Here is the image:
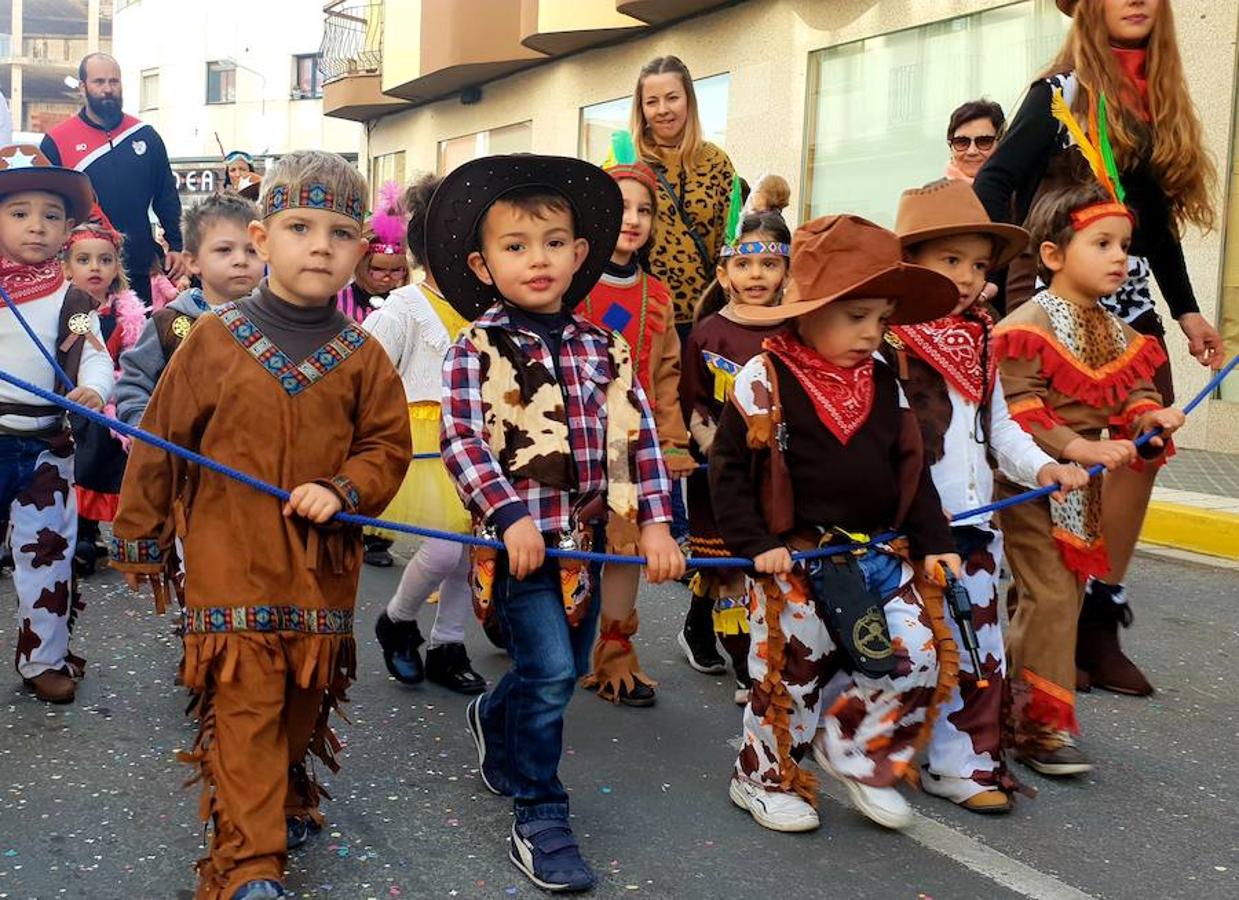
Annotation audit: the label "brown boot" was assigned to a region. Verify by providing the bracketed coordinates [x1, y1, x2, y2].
[24, 669, 76, 704]
[581, 610, 656, 707]
[1076, 582, 1153, 697]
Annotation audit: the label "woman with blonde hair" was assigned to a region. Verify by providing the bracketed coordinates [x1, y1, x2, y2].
[974, 0, 1222, 700]
[630, 55, 736, 332]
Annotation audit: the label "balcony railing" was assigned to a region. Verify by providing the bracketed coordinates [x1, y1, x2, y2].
[319, 0, 383, 82]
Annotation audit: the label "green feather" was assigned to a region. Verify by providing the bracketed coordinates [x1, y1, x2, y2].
[605, 130, 638, 168]
[724, 175, 743, 246]
[1097, 93, 1126, 204]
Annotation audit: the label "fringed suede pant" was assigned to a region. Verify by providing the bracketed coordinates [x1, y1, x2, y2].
[181, 632, 354, 899]
[733, 554, 938, 807]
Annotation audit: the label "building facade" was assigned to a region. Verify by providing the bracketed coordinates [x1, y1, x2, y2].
[323, 0, 1239, 453]
[112, 0, 360, 179]
[2, 0, 112, 137]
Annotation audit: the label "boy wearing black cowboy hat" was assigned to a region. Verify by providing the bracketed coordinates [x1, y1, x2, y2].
[707, 214, 962, 834]
[430, 154, 684, 892]
[0, 143, 112, 705]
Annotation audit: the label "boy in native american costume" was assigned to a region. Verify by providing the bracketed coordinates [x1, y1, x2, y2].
[111, 150, 410, 900]
[0, 144, 109, 705]
[709, 214, 961, 834]
[430, 154, 683, 892]
[994, 178, 1181, 778]
[883, 179, 1089, 813]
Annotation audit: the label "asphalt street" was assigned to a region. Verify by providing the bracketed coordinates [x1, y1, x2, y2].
[1, 549, 1236, 900]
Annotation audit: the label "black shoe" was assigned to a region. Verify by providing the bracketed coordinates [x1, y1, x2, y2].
[363, 534, 395, 568]
[466, 696, 510, 796]
[72, 540, 97, 578]
[614, 679, 657, 707]
[374, 612, 425, 684]
[286, 815, 321, 850]
[426, 643, 487, 694]
[231, 881, 285, 900]
[678, 597, 727, 674]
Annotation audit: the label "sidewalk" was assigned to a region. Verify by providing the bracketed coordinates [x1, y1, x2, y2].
[1142, 447, 1239, 560]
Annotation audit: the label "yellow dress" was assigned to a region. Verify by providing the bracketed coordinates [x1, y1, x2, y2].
[372, 285, 472, 536]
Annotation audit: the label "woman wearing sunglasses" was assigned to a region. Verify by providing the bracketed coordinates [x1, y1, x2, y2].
[945, 99, 1005, 183]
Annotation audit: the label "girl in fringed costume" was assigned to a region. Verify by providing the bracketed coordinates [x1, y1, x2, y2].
[882, 179, 1088, 814]
[339, 181, 413, 568]
[61, 217, 147, 575]
[709, 214, 960, 834]
[367, 173, 487, 696]
[576, 133, 695, 707]
[112, 151, 410, 900]
[975, 0, 1222, 697]
[678, 204, 790, 704]
[994, 149, 1182, 776]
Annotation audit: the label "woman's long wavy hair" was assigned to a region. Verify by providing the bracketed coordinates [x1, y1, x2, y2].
[630, 56, 705, 169]
[1043, 0, 1216, 232]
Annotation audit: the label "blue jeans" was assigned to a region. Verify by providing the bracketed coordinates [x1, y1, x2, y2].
[479, 551, 603, 823]
[0, 435, 50, 514]
[856, 546, 907, 598]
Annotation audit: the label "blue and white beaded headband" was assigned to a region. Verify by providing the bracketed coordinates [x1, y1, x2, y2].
[720, 240, 791, 258]
[262, 181, 366, 225]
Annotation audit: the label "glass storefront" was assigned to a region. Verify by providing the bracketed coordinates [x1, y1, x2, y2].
[578, 72, 730, 163]
[437, 121, 533, 175]
[801, 0, 1066, 225]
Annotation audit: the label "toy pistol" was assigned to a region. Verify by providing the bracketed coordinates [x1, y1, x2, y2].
[940, 565, 989, 688]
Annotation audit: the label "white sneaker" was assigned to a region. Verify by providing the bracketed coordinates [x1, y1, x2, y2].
[733, 681, 751, 706]
[728, 778, 820, 832]
[812, 732, 912, 830]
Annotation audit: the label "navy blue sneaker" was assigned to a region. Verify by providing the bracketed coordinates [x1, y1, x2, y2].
[286, 815, 321, 850]
[509, 819, 596, 892]
[230, 881, 285, 899]
[466, 696, 510, 796]
[375, 612, 425, 684]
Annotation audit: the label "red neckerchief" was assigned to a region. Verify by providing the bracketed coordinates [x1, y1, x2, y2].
[0, 256, 65, 305]
[890, 310, 994, 405]
[764, 332, 874, 445]
[1111, 46, 1150, 121]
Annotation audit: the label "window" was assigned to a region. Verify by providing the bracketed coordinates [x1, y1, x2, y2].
[801, 0, 1067, 224]
[578, 72, 731, 164]
[206, 61, 236, 104]
[292, 54, 322, 100]
[139, 68, 158, 111]
[370, 151, 406, 209]
[437, 122, 533, 175]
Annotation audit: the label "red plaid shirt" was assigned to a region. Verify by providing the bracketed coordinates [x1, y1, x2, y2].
[441, 303, 673, 535]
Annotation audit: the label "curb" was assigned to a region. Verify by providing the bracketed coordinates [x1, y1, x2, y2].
[1140, 500, 1239, 561]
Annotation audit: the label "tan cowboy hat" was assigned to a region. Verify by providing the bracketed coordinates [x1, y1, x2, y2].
[0, 144, 94, 223]
[895, 179, 1029, 270]
[736, 215, 957, 327]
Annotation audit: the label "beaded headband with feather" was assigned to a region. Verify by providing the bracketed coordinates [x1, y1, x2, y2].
[368, 180, 407, 255]
[1050, 88, 1135, 231]
[601, 131, 658, 196]
[719, 176, 790, 258]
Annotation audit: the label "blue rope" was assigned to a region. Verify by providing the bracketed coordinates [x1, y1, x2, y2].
[0, 284, 77, 392]
[0, 354, 1234, 568]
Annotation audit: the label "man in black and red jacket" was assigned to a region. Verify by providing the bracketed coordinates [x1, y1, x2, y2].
[41, 53, 185, 306]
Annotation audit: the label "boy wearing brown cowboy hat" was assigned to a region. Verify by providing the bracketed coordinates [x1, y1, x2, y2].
[0, 143, 112, 705]
[429, 154, 684, 892]
[886, 179, 1089, 814]
[707, 214, 962, 833]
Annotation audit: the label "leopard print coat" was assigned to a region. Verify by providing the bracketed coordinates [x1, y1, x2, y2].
[646, 142, 736, 326]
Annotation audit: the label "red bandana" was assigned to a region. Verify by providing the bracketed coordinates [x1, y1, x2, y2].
[890, 311, 994, 405]
[1111, 46, 1150, 121]
[0, 256, 65, 306]
[764, 332, 874, 445]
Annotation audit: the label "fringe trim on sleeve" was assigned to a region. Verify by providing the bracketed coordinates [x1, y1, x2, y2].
[993, 326, 1166, 409]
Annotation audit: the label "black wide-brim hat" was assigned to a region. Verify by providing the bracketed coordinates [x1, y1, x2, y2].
[425, 154, 623, 321]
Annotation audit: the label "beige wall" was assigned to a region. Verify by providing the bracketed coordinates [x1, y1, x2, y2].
[368, 0, 1239, 452]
